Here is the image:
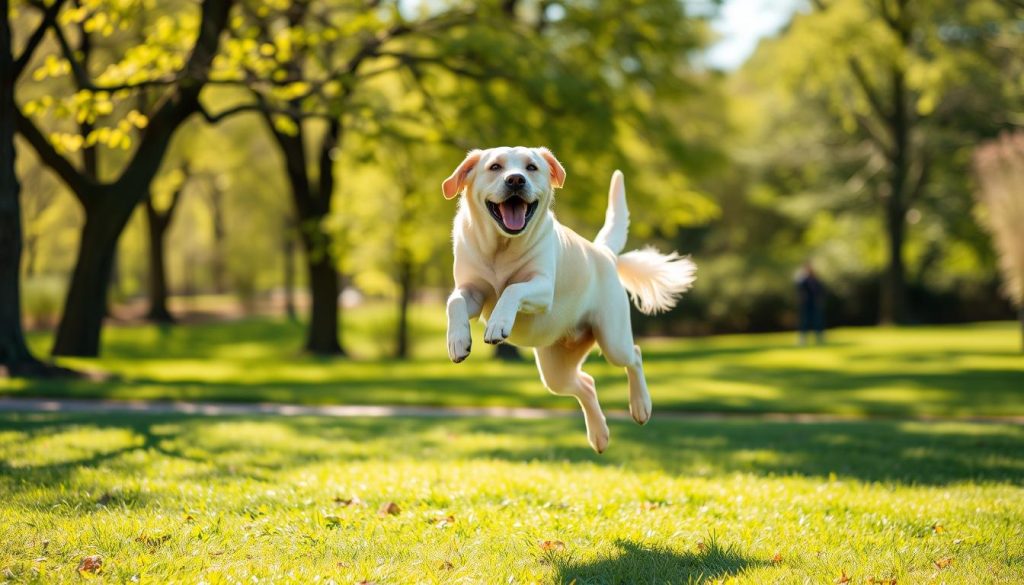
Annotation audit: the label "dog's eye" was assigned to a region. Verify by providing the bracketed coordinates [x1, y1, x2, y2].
[489, 163, 502, 171]
[526, 163, 538, 171]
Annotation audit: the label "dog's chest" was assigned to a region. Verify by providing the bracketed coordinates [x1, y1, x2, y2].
[469, 250, 531, 300]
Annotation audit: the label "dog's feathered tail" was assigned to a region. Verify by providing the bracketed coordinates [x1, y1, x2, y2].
[596, 170, 697, 315]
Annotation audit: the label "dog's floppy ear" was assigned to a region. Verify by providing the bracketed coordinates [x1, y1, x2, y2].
[536, 147, 566, 189]
[442, 149, 483, 200]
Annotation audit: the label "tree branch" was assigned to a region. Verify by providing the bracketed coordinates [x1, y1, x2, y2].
[198, 100, 332, 124]
[848, 57, 891, 125]
[376, 51, 492, 80]
[12, 0, 68, 81]
[907, 152, 930, 205]
[115, 0, 234, 188]
[316, 119, 340, 214]
[854, 112, 894, 160]
[48, 21, 182, 92]
[13, 109, 91, 202]
[877, 0, 899, 30]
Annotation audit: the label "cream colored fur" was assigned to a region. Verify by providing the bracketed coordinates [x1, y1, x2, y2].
[442, 146, 696, 453]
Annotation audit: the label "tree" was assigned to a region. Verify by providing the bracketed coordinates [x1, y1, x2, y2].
[974, 131, 1024, 350]
[0, 0, 43, 374]
[331, 0, 721, 357]
[208, 0, 492, 355]
[143, 163, 188, 323]
[761, 0, 1018, 324]
[15, 0, 234, 356]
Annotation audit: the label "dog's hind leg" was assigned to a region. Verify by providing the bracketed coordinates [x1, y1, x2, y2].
[535, 337, 609, 453]
[594, 287, 652, 425]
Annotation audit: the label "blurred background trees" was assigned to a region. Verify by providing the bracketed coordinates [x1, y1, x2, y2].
[4, 0, 1021, 369]
[974, 131, 1024, 350]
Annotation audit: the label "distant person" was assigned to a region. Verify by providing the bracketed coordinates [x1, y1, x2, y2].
[795, 262, 826, 345]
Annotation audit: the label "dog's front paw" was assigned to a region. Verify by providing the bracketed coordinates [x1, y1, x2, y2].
[447, 325, 472, 363]
[483, 316, 513, 345]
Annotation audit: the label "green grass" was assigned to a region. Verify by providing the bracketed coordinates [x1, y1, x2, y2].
[4, 308, 1023, 417]
[1, 412, 1021, 583]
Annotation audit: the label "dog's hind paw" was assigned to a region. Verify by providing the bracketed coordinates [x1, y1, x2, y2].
[588, 422, 610, 454]
[630, 395, 652, 425]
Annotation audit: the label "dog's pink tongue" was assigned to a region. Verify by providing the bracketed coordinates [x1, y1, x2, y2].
[499, 199, 527, 230]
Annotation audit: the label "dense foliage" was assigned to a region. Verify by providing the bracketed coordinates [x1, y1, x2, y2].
[5, 0, 1021, 362]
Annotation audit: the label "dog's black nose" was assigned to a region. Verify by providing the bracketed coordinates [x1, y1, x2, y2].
[505, 173, 526, 190]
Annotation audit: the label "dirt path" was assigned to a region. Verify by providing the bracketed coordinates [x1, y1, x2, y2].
[1, 397, 1022, 424]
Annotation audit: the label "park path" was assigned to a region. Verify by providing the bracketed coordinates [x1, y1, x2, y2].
[1, 397, 1022, 424]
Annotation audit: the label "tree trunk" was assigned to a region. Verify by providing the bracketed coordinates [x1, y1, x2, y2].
[15, 0, 233, 357]
[209, 184, 227, 294]
[283, 226, 297, 321]
[144, 198, 174, 323]
[265, 116, 346, 356]
[52, 211, 123, 356]
[879, 62, 910, 325]
[881, 195, 907, 325]
[304, 248, 344, 356]
[394, 257, 413, 359]
[0, 0, 41, 374]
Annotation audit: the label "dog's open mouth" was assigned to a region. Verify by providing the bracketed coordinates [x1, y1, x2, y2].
[486, 196, 539, 235]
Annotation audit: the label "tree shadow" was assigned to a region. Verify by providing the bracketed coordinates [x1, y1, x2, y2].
[553, 538, 761, 584]
[2, 412, 1022, 491]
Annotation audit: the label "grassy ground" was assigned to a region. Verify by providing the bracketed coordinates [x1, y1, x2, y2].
[4, 308, 1023, 417]
[1, 412, 1022, 584]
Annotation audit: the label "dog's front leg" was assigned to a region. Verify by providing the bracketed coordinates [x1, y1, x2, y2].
[447, 286, 484, 363]
[484, 278, 553, 345]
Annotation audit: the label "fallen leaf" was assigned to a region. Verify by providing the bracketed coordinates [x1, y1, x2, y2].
[932, 523, 944, 534]
[539, 540, 565, 552]
[439, 561, 454, 570]
[641, 501, 667, 511]
[335, 496, 363, 507]
[771, 552, 783, 564]
[935, 557, 953, 569]
[836, 569, 851, 584]
[696, 540, 708, 553]
[356, 581, 376, 585]
[378, 502, 400, 517]
[434, 515, 455, 528]
[77, 555, 103, 576]
[336, 561, 351, 568]
[868, 578, 897, 585]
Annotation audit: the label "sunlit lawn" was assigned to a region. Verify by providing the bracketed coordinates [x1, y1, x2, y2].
[1, 412, 1022, 583]
[4, 306, 1023, 417]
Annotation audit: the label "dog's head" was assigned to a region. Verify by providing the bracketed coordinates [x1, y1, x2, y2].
[441, 146, 566, 237]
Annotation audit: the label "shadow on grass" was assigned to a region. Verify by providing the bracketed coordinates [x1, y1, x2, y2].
[2, 413, 1022, 490]
[12, 317, 1024, 419]
[554, 539, 760, 584]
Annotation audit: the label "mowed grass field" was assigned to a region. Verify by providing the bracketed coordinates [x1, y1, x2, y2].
[3, 306, 1023, 417]
[1, 412, 1022, 583]
[2, 313, 1023, 582]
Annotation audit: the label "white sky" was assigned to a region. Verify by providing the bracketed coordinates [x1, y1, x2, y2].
[701, 0, 805, 70]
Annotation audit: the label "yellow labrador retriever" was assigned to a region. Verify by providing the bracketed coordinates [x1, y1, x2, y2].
[442, 146, 695, 452]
